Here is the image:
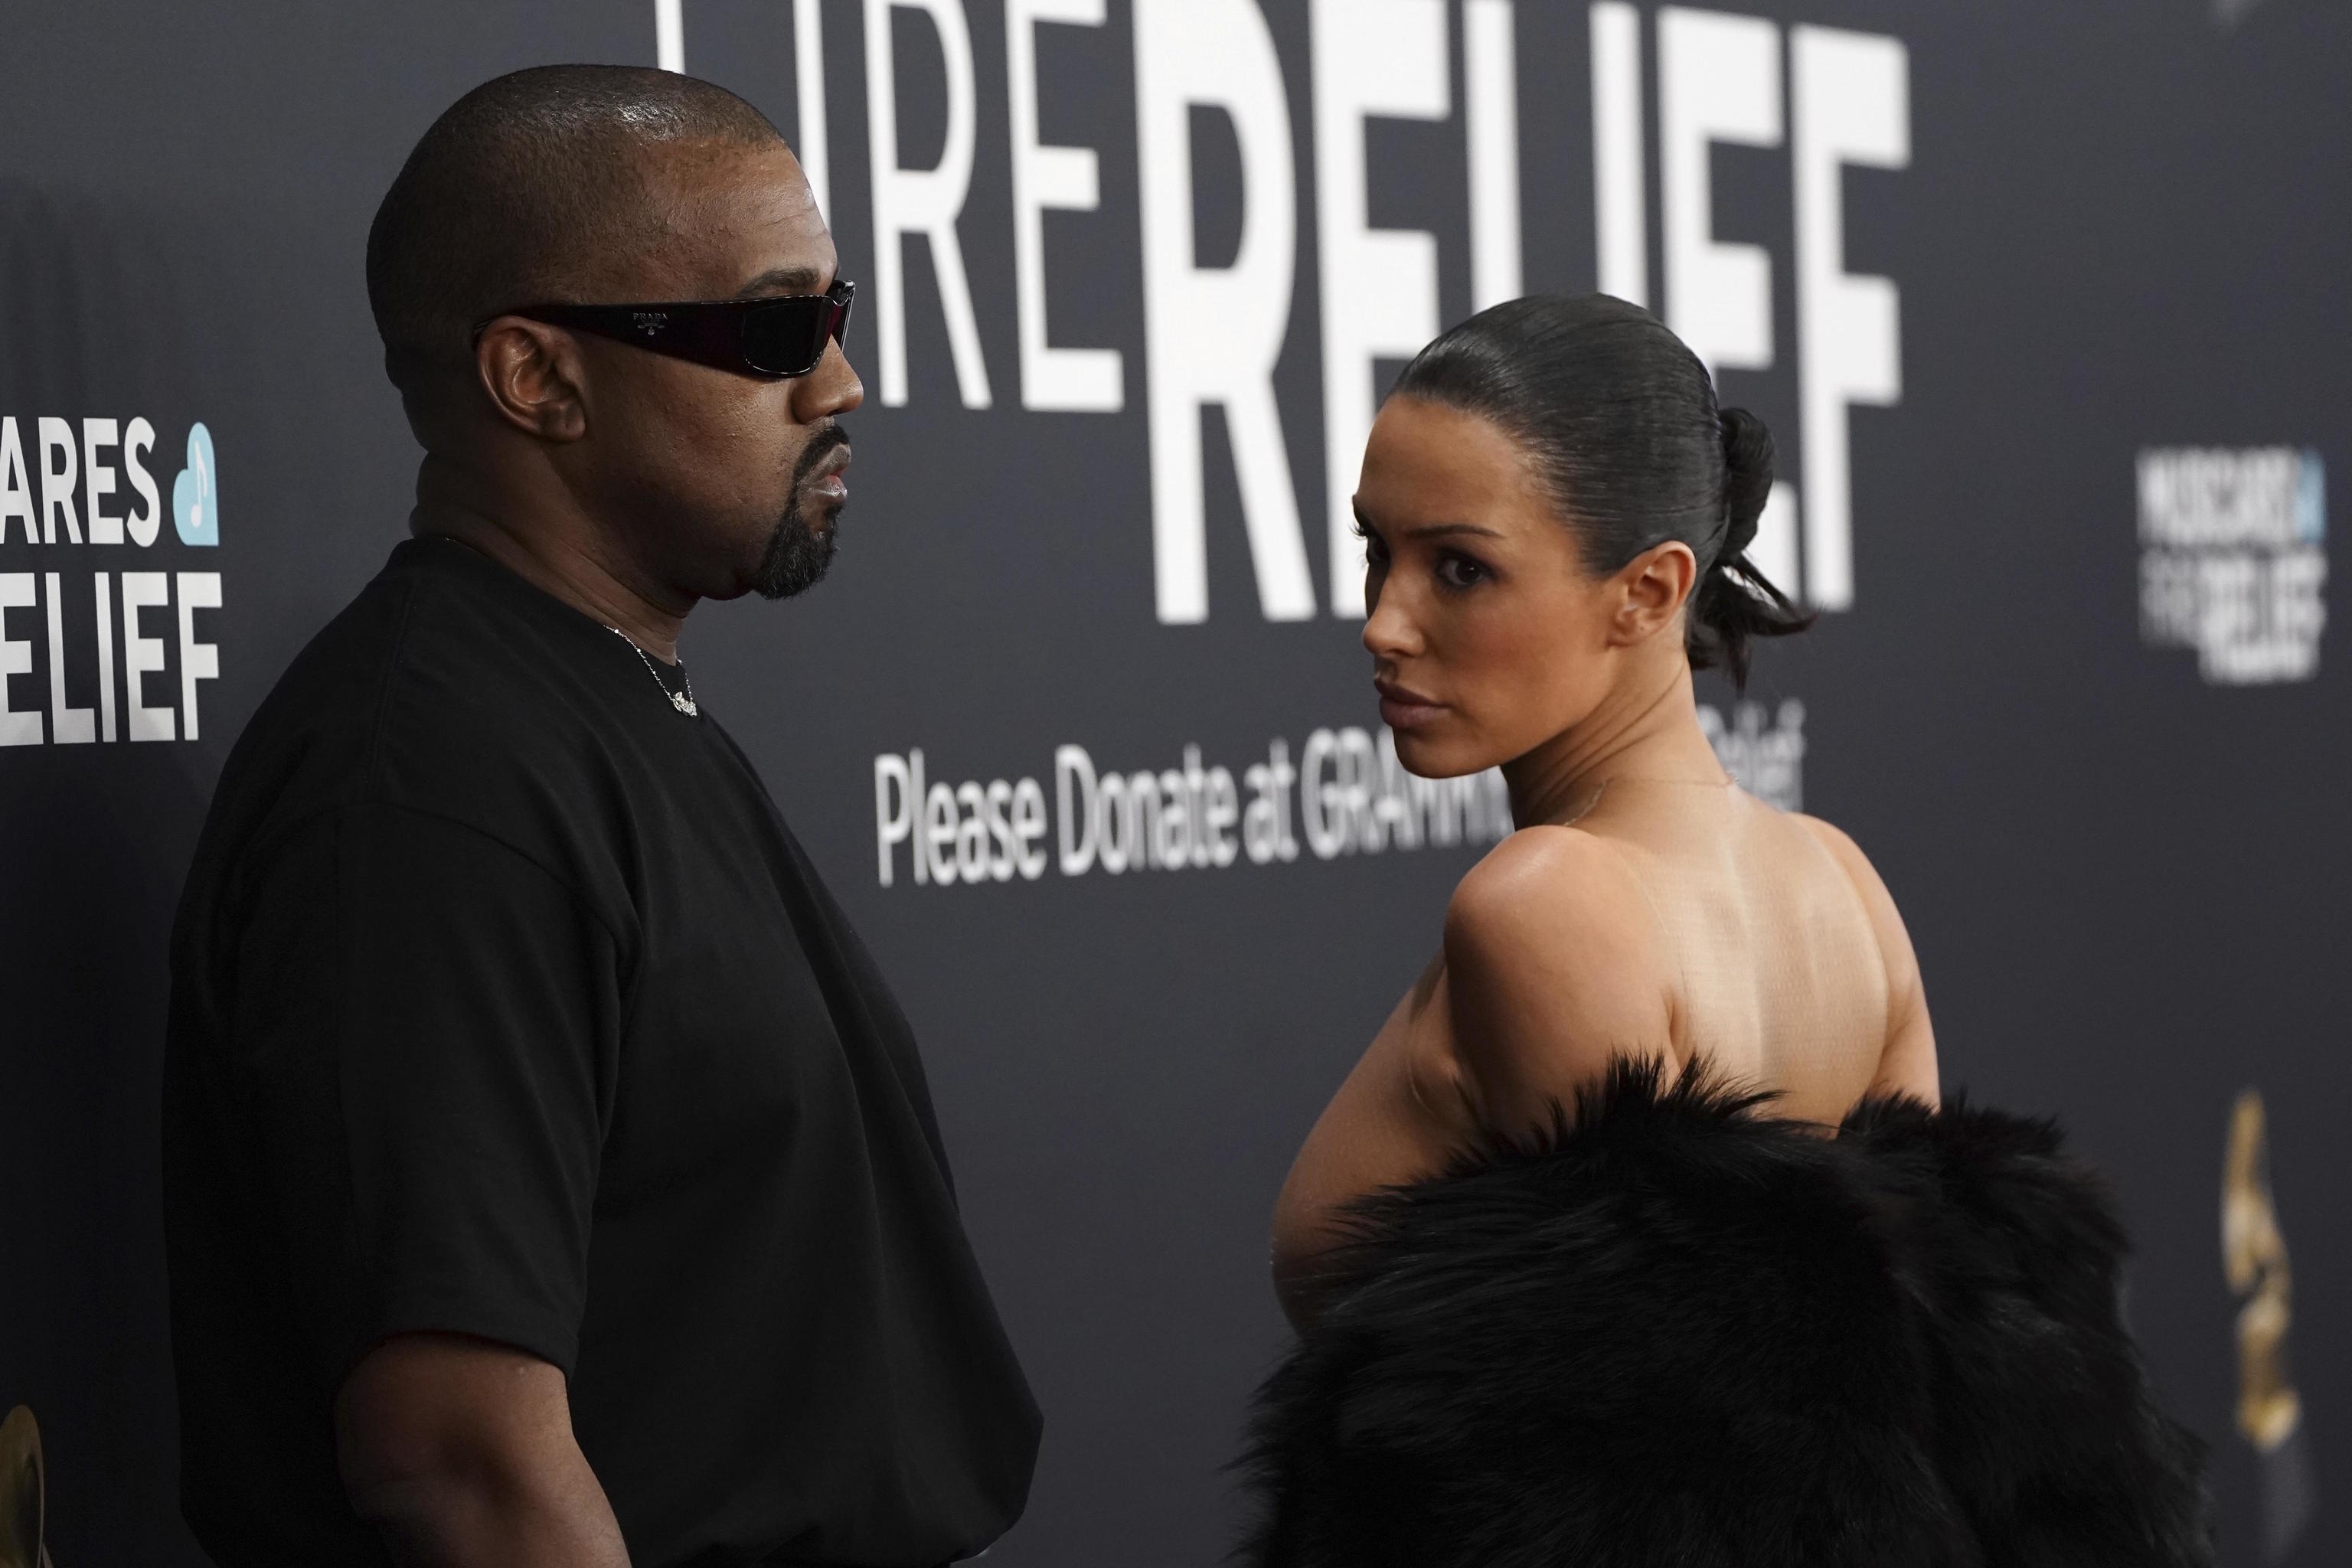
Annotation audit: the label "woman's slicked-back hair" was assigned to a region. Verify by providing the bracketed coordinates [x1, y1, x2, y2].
[1390, 292, 1811, 688]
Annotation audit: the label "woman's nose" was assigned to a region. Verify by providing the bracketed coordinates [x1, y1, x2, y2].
[1362, 586, 1422, 661]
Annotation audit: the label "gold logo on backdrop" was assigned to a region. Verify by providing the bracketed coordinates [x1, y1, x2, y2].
[2223, 1090, 2301, 1452]
[0, 1405, 54, 1568]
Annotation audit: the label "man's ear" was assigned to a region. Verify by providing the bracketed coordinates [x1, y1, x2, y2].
[472, 318, 591, 442]
[1608, 540, 1698, 645]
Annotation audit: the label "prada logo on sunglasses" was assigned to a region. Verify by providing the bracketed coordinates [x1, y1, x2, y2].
[631, 312, 669, 337]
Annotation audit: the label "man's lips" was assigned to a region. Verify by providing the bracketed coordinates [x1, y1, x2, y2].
[805, 445, 851, 502]
[1374, 676, 1446, 730]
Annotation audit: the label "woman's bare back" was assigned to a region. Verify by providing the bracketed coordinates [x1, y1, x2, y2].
[1596, 778, 1920, 1120]
[1272, 779, 1935, 1318]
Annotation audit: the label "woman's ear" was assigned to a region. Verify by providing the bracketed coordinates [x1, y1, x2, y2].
[1608, 540, 1697, 645]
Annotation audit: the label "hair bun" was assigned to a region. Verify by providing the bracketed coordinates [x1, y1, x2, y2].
[1717, 407, 1775, 557]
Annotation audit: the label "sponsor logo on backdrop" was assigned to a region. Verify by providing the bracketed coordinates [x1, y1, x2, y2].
[0, 413, 223, 746]
[2138, 446, 2327, 684]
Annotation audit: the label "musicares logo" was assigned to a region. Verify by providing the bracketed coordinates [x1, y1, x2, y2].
[2138, 446, 2327, 684]
[0, 413, 224, 746]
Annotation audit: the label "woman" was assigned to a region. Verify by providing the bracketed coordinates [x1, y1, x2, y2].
[1246, 296, 2208, 1567]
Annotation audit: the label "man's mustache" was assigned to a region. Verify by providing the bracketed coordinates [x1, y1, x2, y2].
[795, 422, 850, 485]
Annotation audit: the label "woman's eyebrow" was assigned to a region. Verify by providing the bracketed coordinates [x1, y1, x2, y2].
[1406, 522, 1506, 541]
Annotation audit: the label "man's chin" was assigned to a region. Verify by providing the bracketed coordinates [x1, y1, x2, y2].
[750, 513, 838, 601]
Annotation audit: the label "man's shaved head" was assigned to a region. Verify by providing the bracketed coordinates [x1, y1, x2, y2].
[366, 64, 786, 395]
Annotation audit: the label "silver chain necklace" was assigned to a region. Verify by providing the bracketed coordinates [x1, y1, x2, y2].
[607, 626, 697, 717]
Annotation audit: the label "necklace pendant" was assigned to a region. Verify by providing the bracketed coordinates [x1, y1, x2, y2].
[671, 691, 697, 716]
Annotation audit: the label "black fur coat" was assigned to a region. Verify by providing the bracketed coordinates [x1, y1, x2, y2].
[1241, 1063, 2213, 1567]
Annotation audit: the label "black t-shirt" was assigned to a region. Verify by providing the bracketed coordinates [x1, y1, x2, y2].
[162, 537, 1039, 1568]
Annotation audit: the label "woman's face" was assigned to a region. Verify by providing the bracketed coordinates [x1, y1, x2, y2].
[1355, 396, 1651, 779]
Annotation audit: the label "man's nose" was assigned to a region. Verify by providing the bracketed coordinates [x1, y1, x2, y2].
[794, 337, 864, 420]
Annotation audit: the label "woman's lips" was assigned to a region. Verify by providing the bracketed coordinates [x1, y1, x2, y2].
[1374, 678, 1446, 730]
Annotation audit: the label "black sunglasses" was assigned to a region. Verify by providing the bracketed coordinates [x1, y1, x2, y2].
[477, 279, 855, 379]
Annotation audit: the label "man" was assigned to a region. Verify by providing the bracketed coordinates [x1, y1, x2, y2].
[162, 66, 1038, 1568]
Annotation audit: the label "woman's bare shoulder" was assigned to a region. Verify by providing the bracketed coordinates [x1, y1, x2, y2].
[1790, 812, 1904, 930]
[1439, 828, 1677, 1133]
[1452, 822, 1635, 904]
[1446, 826, 1664, 956]
[1791, 809, 1872, 873]
[1791, 812, 1939, 1101]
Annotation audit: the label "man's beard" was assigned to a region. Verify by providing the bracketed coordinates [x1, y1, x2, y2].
[751, 423, 847, 600]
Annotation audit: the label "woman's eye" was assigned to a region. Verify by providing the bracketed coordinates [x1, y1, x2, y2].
[1356, 528, 1390, 564]
[1436, 552, 1488, 589]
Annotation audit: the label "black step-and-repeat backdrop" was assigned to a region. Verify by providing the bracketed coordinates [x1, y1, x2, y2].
[1, 1, 2341, 1562]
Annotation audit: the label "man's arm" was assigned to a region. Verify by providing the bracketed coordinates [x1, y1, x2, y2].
[227, 805, 625, 1560]
[337, 1334, 630, 1568]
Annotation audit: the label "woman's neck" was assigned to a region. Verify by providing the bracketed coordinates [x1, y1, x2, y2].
[1502, 661, 1729, 828]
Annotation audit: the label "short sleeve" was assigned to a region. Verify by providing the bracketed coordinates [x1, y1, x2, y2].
[227, 801, 622, 1390]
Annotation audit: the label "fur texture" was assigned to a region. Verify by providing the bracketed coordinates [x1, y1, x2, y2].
[1240, 1062, 2211, 1567]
